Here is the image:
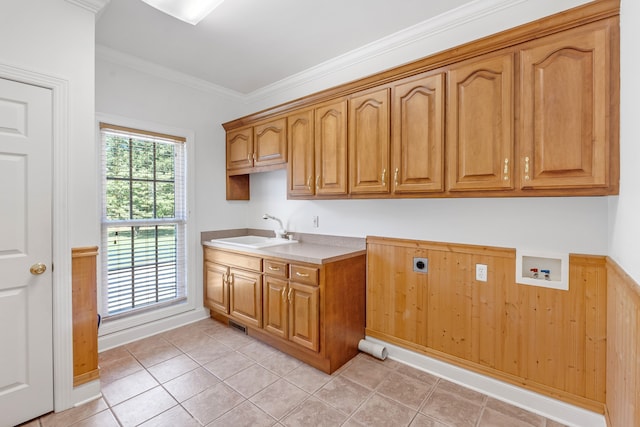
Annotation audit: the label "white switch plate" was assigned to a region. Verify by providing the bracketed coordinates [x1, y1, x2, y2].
[312, 215, 319, 228]
[476, 264, 488, 282]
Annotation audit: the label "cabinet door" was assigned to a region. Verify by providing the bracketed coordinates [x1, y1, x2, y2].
[288, 109, 315, 197]
[226, 127, 253, 171]
[447, 52, 514, 191]
[254, 118, 287, 167]
[229, 268, 262, 328]
[263, 276, 288, 340]
[349, 88, 390, 194]
[204, 262, 229, 314]
[392, 72, 445, 193]
[288, 282, 319, 352]
[519, 23, 610, 189]
[315, 99, 348, 196]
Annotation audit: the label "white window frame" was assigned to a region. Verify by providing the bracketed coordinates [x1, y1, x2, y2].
[96, 114, 200, 343]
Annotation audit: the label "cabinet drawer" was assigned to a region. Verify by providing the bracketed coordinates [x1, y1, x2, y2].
[205, 248, 262, 272]
[290, 264, 318, 286]
[264, 260, 288, 278]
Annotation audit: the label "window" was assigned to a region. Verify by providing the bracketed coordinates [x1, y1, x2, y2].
[100, 123, 187, 319]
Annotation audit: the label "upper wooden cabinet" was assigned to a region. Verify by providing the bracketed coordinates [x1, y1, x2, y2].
[287, 99, 348, 198]
[226, 127, 253, 171]
[287, 109, 315, 197]
[254, 118, 287, 167]
[316, 99, 348, 196]
[222, 1, 619, 200]
[447, 52, 514, 191]
[519, 21, 612, 190]
[391, 72, 445, 194]
[349, 88, 391, 194]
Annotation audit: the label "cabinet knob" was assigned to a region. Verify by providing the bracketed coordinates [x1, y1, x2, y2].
[394, 168, 399, 187]
[503, 158, 509, 181]
[287, 288, 293, 303]
[295, 272, 309, 278]
[306, 175, 312, 190]
[381, 168, 386, 186]
[524, 157, 530, 181]
[316, 175, 320, 190]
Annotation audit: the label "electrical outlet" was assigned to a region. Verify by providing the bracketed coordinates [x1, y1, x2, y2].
[413, 257, 428, 273]
[312, 215, 319, 228]
[476, 264, 488, 282]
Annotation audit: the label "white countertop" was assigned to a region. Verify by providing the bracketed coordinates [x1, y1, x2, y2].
[202, 230, 366, 265]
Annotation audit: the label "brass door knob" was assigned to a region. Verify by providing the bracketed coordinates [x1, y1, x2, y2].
[30, 263, 47, 275]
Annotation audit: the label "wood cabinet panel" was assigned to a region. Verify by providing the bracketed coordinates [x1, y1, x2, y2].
[72, 247, 100, 386]
[206, 249, 261, 272]
[204, 245, 365, 374]
[229, 268, 262, 328]
[447, 52, 514, 191]
[224, 2, 618, 200]
[264, 259, 288, 278]
[204, 261, 229, 314]
[315, 99, 348, 196]
[262, 275, 288, 340]
[349, 88, 390, 194]
[289, 264, 318, 286]
[366, 237, 607, 413]
[289, 281, 319, 352]
[226, 127, 253, 171]
[254, 117, 287, 167]
[519, 21, 610, 189]
[392, 72, 445, 193]
[288, 109, 315, 197]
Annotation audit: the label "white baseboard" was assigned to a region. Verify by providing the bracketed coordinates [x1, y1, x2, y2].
[98, 307, 209, 351]
[365, 337, 606, 427]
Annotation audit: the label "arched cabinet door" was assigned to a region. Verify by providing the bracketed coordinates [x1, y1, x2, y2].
[391, 71, 445, 194]
[447, 51, 514, 192]
[519, 20, 611, 190]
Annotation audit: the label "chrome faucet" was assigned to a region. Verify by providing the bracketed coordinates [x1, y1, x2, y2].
[262, 214, 287, 239]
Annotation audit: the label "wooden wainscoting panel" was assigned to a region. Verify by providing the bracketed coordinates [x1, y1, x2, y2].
[606, 259, 640, 427]
[72, 246, 100, 387]
[367, 242, 429, 347]
[366, 237, 607, 413]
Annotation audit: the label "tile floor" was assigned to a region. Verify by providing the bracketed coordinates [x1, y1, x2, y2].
[20, 318, 567, 427]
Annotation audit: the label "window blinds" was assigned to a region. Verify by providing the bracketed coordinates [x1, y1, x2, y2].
[100, 123, 187, 318]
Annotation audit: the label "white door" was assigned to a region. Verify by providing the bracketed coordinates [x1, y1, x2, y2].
[0, 77, 53, 427]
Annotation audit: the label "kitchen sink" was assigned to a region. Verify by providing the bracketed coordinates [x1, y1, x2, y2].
[211, 235, 297, 249]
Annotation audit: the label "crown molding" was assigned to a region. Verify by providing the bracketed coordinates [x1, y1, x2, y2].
[242, 0, 532, 104]
[66, 0, 111, 14]
[95, 44, 244, 100]
[95, 0, 591, 104]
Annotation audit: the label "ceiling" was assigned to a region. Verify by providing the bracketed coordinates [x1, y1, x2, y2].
[96, 0, 475, 94]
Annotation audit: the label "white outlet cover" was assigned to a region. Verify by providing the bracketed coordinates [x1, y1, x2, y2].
[476, 264, 488, 282]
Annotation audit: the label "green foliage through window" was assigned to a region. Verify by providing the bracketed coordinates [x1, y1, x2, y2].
[101, 126, 186, 317]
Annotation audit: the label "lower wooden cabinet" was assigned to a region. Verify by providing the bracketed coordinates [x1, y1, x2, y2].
[204, 246, 365, 374]
[263, 271, 320, 352]
[204, 261, 229, 314]
[228, 267, 262, 328]
[287, 281, 319, 351]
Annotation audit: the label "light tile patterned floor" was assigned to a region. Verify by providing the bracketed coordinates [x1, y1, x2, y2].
[19, 318, 568, 427]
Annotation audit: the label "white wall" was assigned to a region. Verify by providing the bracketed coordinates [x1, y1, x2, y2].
[95, 57, 249, 308]
[609, 0, 640, 283]
[0, 0, 100, 410]
[242, 0, 611, 258]
[1, 0, 97, 247]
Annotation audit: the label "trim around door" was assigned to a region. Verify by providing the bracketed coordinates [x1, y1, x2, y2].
[0, 63, 96, 411]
